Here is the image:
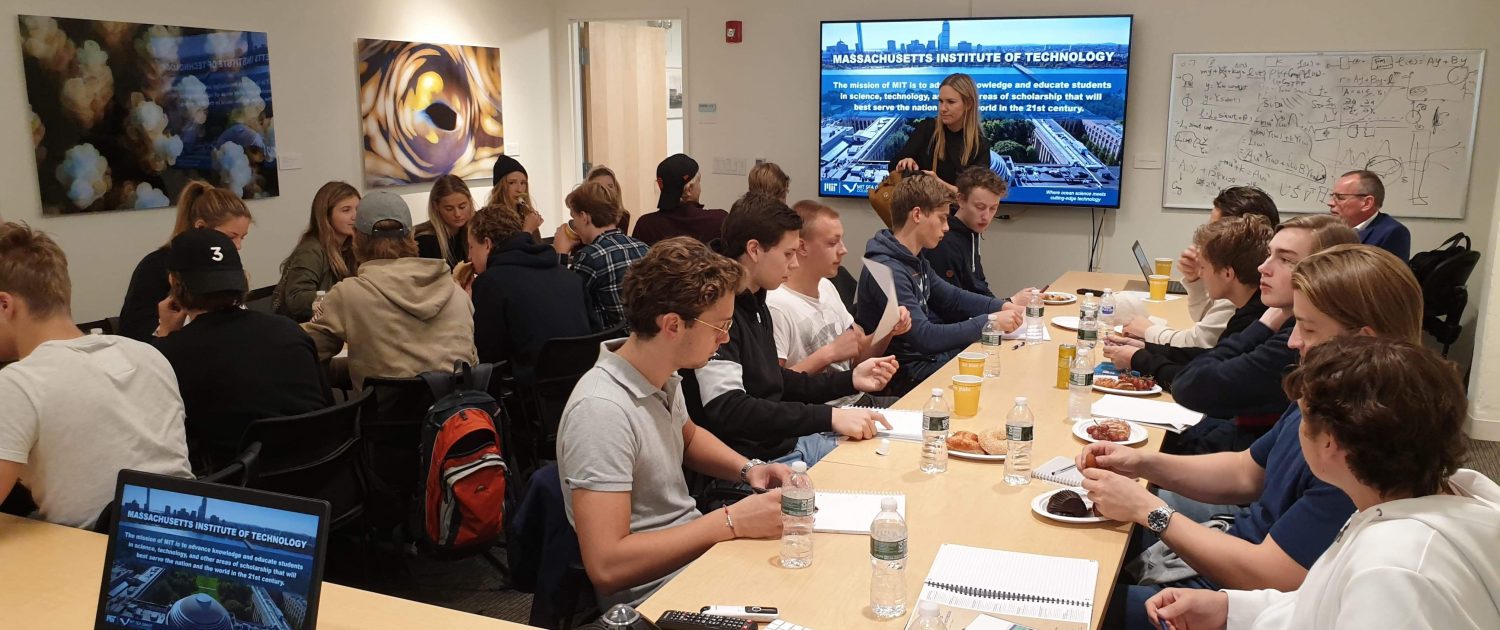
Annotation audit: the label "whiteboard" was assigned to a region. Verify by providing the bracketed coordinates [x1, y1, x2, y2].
[1163, 51, 1484, 218]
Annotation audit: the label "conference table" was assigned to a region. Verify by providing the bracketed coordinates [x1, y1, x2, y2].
[0, 512, 538, 629]
[640, 271, 1193, 630]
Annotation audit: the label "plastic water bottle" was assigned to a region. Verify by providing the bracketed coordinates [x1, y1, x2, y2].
[600, 604, 642, 629]
[1077, 292, 1099, 350]
[1069, 350, 1095, 423]
[1024, 288, 1045, 345]
[869, 496, 907, 619]
[1004, 397, 1035, 486]
[1100, 288, 1117, 327]
[780, 461, 815, 568]
[980, 315, 1003, 378]
[920, 388, 950, 474]
[311, 290, 328, 321]
[913, 601, 949, 630]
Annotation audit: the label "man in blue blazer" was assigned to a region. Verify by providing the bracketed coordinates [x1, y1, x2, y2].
[1327, 169, 1411, 260]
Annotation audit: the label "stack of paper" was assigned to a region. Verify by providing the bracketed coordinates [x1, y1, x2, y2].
[812, 491, 905, 534]
[1091, 395, 1204, 432]
[846, 408, 925, 442]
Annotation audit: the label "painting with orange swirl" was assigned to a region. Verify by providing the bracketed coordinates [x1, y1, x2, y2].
[357, 38, 504, 187]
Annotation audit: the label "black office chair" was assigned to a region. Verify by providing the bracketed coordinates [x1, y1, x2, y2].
[1418, 249, 1481, 357]
[75, 317, 118, 335]
[833, 266, 859, 315]
[358, 375, 437, 533]
[512, 463, 597, 630]
[240, 388, 374, 532]
[244, 285, 277, 314]
[200, 442, 263, 487]
[513, 326, 626, 471]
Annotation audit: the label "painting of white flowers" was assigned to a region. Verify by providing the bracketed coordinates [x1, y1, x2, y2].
[19, 15, 278, 214]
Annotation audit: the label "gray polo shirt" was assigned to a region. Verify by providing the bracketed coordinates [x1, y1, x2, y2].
[557, 339, 701, 607]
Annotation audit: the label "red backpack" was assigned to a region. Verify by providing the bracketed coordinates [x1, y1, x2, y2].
[417, 362, 508, 551]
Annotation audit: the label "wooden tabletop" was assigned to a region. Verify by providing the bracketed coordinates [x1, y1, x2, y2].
[0, 512, 538, 629]
[639, 272, 1194, 629]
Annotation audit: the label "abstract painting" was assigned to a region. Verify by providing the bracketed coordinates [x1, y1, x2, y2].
[19, 15, 278, 215]
[357, 38, 504, 187]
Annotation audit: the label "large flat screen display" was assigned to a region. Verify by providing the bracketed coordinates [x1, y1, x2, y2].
[819, 16, 1133, 208]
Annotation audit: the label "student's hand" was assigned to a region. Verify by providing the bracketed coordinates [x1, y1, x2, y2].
[1178, 246, 1202, 283]
[725, 490, 785, 539]
[155, 296, 187, 336]
[894, 158, 919, 173]
[1105, 333, 1145, 349]
[991, 309, 1022, 332]
[1009, 287, 1038, 306]
[1147, 588, 1229, 630]
[1081, 467, 1166, 525]
[890, 307, 912, 337]
[831, 408, 891, 440]
[1076, 441, 1145, 477]
[1122, 316, 1155, 339]
[1260, 306, 1291, 330]
[745, 462, 793, 490]
[552, 224, 579, 254]
[824, 327, 863, 363]
[852, 356, 899, 393]
[1000, 300, 1025, 313]
[1101, 343, 1139, 367]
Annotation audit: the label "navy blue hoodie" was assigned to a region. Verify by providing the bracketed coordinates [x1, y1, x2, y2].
[854, 229, 1003, 389]
[923, 214, 994, 298]
[471, 233, 592, 381]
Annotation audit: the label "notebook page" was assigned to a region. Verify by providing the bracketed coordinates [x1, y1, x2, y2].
[1031, 456, 1084, 487]
[919, 544, 1097, 624]
[1091, 395, 1203, 429]
[812, 491, 904, 534]
[844, 408, 925, 442]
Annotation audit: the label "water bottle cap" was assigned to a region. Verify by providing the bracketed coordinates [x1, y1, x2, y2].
[791, 461, 808, 473]
[881, 496, 898, 511]
[1014, 396, 1028, 405]
[988, 313, 997, 321]
[918, 601, 940, 617]
[930, 388, 944, 397]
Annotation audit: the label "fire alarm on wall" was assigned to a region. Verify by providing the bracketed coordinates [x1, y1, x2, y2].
[726, 21, 743, 43]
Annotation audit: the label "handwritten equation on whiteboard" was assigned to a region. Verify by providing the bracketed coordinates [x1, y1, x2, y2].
[1163, 51, 1483, 218]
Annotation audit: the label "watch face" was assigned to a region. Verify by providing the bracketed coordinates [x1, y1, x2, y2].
[1149, 507, 1173, 532]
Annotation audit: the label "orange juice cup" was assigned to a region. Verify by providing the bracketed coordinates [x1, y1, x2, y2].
[1154, 257, 1174, 276]
[1148, 274, 1170, 301]
[957, 352, 986, 377]
[951, 374, 982, 416]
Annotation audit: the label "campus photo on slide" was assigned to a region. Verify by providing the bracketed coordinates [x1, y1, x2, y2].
[819, 16, 1132, 207]
[101, 485, 319, 630]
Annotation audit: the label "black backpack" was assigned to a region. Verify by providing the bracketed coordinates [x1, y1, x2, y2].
[1409, 232, 1474, 289]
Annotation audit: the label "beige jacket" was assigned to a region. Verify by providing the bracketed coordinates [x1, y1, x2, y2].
[302, 257, 477, 388]
[1143, 276, 1235, 348]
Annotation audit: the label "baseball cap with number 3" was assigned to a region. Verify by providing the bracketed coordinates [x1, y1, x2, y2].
[167, 228, 249, 294]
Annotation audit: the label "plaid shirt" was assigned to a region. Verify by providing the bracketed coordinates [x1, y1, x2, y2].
[570, 229, 650, 329]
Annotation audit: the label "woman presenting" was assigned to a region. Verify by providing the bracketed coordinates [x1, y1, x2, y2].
[890, 73, 991, 192]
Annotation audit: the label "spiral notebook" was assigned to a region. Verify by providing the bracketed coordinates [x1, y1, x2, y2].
[916, 544, 1097, 624]
[812, 490, 905, 534]
[1031, 456, 1086, 487]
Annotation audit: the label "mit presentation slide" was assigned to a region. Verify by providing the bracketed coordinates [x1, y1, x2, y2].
[819, 16, 1132, 208]
[100, 485, 319, 630]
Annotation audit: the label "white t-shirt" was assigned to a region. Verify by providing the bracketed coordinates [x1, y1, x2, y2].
[767, 278, 862, 407]
[0, 335, 193, 528]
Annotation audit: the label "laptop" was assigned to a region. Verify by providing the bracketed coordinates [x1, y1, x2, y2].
[1123, 241, 1188, 295]
[95, 470, 331, 630]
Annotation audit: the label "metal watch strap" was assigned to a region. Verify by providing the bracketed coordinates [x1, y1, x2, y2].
[739, 458, 767, 484]
[1147, 505, 1177, 534]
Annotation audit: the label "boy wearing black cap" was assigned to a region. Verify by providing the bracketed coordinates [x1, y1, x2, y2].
[0, 222, 191, 529]
[633, 153, 729, 246]
[153, 228, 332, 471]
[301, 191, 477, 389]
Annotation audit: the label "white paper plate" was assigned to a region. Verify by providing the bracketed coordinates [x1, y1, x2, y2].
[1092, 381, 1164, 396]
[1050, 316, 1081, 331]
[1071, 419, 1148, 445]
[1110, 316, 1168, 335]
[1042, 292, 1077, 305]
[1032, 488, 1112, 524]
[950, 449, 1006, 462]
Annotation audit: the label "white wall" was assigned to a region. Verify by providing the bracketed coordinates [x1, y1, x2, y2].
[1465, 170, 1500, 439]
[0, 0, 561, 320]
[553, 0, 1500, 378]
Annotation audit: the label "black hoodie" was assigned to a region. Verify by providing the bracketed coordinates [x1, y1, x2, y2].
[923, 214, 994, 298]
[471, 233, 592, 381]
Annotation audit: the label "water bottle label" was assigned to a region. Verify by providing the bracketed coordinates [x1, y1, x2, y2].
[1101, 306, 1115, 317]
[1006, 424, 1034, 441]
[1026, 305, 1044, 318]
[1069, 371, 1094, 387]
[1079, 327, 1098, 342]
[924, 414, 950, 432]
[980, 331, 1001, 346]
[871, 538, 908, 561]
[782, 494, 816, 517]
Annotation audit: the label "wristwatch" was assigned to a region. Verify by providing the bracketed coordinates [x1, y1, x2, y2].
[739, 458, 767, 484]
[1146, 505, 1177, 534]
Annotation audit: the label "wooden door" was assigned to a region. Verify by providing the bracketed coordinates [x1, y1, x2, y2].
[581, 22, 668, 223]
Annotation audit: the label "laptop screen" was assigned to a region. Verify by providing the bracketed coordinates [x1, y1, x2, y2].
[1131, 241, 1154, 277]
[96, 472, 329, 630]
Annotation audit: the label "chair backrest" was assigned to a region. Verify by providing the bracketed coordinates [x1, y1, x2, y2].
[244, 284, 277, 314]
[75, 318, 117, 335]
[832, 266, 859, 314]
[513, 462, 595, 628]
[357, 375, 436, 531]
[522, 326, 626, 461]
[240, 389, 373, 529]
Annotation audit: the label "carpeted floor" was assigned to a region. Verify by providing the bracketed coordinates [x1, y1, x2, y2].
[1465, 438, 1500, 482]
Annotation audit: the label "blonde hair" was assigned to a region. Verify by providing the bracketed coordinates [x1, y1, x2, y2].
[291, 181, 359, 280]
[0, 222, 71, 318]
[425, 174, 474, 264]
[1292, 244, 1423, 344]
[168, 181, 252, 246]
[890, 172, 954, 230]
[791, 200, 839, 238]
[929, 73, 983, 168]
[748, 162, 790, 202]
[586, 165, 631, 227]
[1277, 214, 1359, 252]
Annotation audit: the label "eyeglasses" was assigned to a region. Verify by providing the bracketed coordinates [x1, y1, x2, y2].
[693, 317, 733, 336]
[1327, 193, 1371, 201]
